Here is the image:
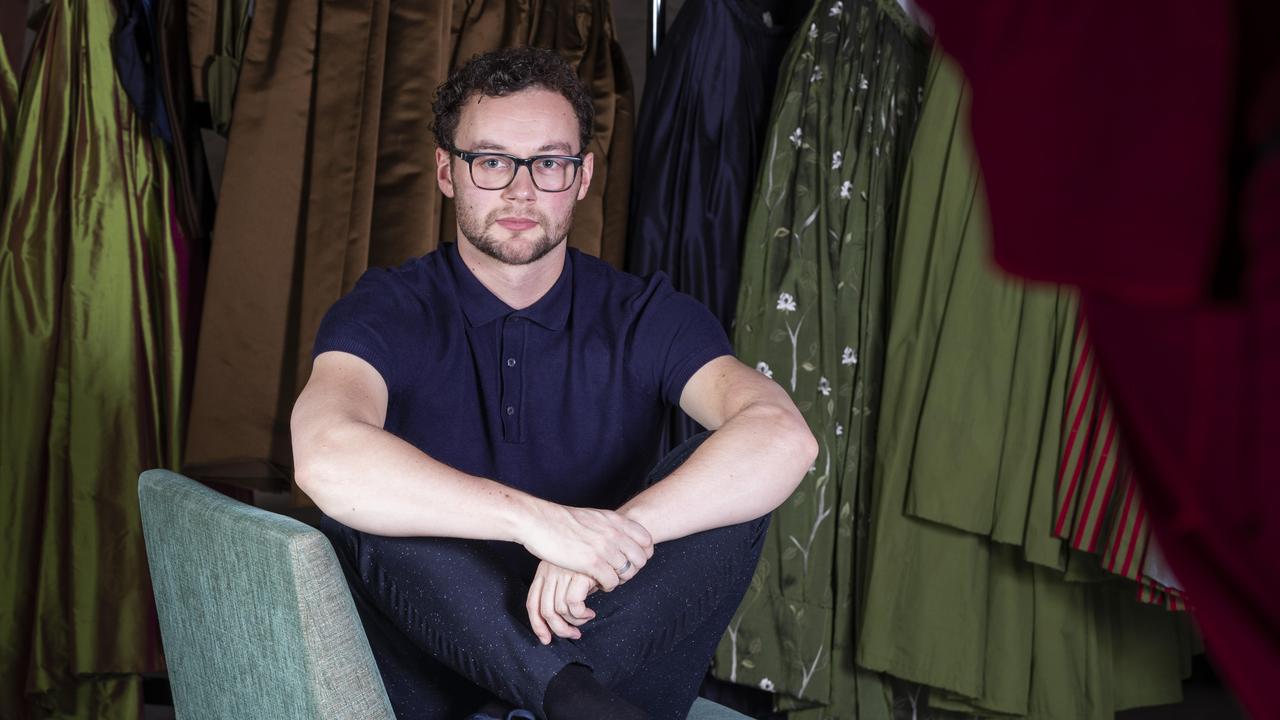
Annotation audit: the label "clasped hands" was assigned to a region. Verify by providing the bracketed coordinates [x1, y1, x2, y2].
[519, 504, 654, 645]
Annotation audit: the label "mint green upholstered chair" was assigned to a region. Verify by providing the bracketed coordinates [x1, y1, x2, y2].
[139, 470, 751, 720]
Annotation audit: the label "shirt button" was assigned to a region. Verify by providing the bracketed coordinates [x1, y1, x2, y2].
[506, 358, 516, 367]
[506, 406, 515, 415]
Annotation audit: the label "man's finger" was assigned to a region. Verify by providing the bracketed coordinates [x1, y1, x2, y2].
[541, 575, 579, 639]
[553, 576, 571, 617]
[547, 609, 580, 638]
[615, 537, 649, 576]
[566, 575, 595, 620]
[526, 572, 551, 644]
[589, 560, 620, 592]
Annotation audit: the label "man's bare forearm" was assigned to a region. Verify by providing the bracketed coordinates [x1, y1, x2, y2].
[617, 401, 817, 544]
[293, 415, 540, 541]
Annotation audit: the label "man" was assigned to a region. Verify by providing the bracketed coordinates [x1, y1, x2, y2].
[291, 47, 816, 720]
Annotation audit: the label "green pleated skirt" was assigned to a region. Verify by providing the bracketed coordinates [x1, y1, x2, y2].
[855, 48, 1193, 720]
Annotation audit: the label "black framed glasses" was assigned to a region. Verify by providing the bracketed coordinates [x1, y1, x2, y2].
[448, 147, 584, 192]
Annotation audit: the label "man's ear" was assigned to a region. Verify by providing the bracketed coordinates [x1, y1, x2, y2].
[576, 150, 595, 201]
[436, 147, 456, 198]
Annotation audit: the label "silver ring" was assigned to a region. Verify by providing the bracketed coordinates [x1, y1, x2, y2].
[618, 560, 633, 575]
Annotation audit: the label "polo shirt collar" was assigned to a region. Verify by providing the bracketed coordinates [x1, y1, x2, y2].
[445, 242, 573, 331]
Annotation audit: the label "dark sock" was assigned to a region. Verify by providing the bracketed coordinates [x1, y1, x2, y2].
[473, 695, 517, 718]
[543, 663, 648, 720]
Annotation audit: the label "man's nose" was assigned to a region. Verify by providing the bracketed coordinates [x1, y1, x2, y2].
[502, 164, 538, 200]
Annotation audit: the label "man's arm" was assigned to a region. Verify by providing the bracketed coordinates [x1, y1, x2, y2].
[291, 351, 652, 589]
[616, 355, 818, 544]
[525, 355, 814, 640]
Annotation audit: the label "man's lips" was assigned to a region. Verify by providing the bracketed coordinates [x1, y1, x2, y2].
[497, 217, 538, 231]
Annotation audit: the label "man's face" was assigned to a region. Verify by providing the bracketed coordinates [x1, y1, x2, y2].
[436, 88, 594, 266]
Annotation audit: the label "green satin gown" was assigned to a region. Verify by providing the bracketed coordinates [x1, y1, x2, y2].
[0, 1, 183, 716]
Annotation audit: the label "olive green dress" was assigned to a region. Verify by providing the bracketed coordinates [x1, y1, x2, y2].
[710, 0, 929, 717]
[854, 49, 1194, 719]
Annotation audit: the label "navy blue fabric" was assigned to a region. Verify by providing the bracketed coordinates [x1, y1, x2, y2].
[312, 242, 732, 509]
[321, 433, 770, 720]
[111, 0, 174, 143]
[624, 0, 801, 453]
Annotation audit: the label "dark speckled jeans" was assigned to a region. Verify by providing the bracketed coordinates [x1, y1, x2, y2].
[321, 432, 770, 720]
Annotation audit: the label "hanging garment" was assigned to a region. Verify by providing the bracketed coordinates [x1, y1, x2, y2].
[185, 0, 251, 132]
[182, 0, 635, 490]
[111, 0, 174, 143]
[112, 0, 216, 243]
[1052, 330, 1187, 608]
[626, 0, 802, 452]
[0, 1, 187, 716]
[0, 7, 22, 73]
[0, 33, 14, 190]
[154, 0, 217, 243]
[627, 0, 801, 333]
[180, 0, 318, 490]
[710, 1, 929, 717]
[887, 212, 1076, 572]
[912, 3, 1280, 715]
[855, 49, 1191, 720]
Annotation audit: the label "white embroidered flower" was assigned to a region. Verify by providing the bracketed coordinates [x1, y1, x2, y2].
[810, 67, 824, 84]
[759, 678, 776, 693]
[839, 180, 854, 199]
[828, 1, 844, 16]
[808, 22, 818, 39]
[841, 346, 858, 365]
[789, 127, 803, 148]
[831, 151, 843, 170]
[858, 74, 869, 90]
[835, 423, 844, 437]
[756, 362, 774, 379]
[776, 292, 797, 312]
[817, 377, 832, 396]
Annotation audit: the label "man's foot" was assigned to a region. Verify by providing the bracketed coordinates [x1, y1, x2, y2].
[464, 708, 534, 720]
[544, 663, 648, 720]
[465, 696, 530, 720]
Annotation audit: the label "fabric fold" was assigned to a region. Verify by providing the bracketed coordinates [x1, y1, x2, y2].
[0, 1, 185, 715]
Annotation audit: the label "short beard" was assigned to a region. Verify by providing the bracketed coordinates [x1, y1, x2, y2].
[456, 203, 573, 267]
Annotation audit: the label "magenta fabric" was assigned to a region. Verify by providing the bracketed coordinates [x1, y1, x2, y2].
[914, 1, 1236, 303]
[914, 1, 1280, 716]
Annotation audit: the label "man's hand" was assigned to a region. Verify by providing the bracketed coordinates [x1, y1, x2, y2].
[526, 561, 600, 644]
[517, 503, 653, 592]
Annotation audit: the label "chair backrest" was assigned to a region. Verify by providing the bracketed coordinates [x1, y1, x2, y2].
[139, 469, 395, 720]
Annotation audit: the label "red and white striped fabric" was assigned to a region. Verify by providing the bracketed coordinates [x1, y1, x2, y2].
[1054, 320, 1187, 610]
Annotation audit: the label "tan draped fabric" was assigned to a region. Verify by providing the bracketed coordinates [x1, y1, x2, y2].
[183, 0, 633, 491]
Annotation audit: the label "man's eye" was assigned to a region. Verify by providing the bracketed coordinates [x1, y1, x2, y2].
[480, 158, 507, 170]
[537, 158, 564, 171]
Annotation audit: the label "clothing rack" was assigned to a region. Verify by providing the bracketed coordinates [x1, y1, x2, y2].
[648, 0, 666, 64]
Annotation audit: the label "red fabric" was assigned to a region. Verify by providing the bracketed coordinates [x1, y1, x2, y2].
[915, 2, 1280, 716]
[915, 2, 1235, 303]
[1082, 293, 1280, 716]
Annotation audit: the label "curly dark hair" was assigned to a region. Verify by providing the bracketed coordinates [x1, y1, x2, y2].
[431, 47, 594, 155]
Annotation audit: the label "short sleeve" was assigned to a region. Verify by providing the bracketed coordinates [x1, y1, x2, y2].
[633, 274, 734, 407]
[311, 267, 418, 391]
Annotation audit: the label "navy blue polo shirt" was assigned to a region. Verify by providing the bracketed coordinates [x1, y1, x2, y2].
[312, 243, 732, 509]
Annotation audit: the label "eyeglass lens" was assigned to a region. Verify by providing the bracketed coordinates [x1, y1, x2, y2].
[470, 155, 577, 192]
